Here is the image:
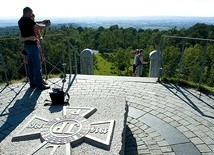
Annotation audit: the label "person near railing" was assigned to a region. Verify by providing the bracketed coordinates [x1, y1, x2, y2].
[20, 13, 47, 65]
[18, 7, 50, 90]
[130, 49, 140, 76]
[135, 49, 149, 77]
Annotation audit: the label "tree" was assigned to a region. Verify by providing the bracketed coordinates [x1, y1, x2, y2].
[1, 22, 214, 89]
[162, 46, 181, 77]
[182, 44, 203, 82]
[111, 48, 132, 75]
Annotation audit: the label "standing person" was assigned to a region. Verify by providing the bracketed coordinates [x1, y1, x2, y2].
[130, 49, 139, 76]
[18, 7, 50, 90]
[20, 13, 47, 63]
[135, 49, 148, 77]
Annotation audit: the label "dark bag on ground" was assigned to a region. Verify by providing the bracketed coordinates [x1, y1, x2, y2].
[48, 88, 69, 105]
[44, 88, 70, 106]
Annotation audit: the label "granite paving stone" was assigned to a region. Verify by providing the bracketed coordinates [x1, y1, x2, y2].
[196, 144, 212, 153]
[152, 136, 164, 142]
[157, 140, 170, 147]
[209, 145, 214, 152]
[149, 149, 162, 154]
[0, 75, 213, 155]
[163, 153, 176, 155]
[169, 121, 182, 127]
[160, 146, 173, 153]
[176, 125, 189, 132]
[190, 137, 204, 145]
[181, 130, 196, 139]
[201, 136, 214, 145]
[128, 107, 145, 119]
[202, 153, 214, 155]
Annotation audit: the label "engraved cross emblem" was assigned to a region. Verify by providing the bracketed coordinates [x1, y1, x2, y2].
[12, 106, 115, 154]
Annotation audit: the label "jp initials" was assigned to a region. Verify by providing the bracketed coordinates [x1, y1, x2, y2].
[51, 120, 81, 136]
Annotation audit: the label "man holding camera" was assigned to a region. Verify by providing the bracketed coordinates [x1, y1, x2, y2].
[18, 7, 51, 90]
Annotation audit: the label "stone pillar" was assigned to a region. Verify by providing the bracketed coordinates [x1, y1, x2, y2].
[149, 50, 162, 78]
[80, 48, 94, 75]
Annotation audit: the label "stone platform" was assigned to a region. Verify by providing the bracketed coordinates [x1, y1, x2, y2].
[0, 96, 127, 155]
[0, 75, 214, 155]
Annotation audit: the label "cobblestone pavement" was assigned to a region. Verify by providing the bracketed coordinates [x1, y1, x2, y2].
[0, 75, 214, 155]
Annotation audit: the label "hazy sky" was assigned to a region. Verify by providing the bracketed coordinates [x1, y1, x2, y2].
[1, 0, 214, 19]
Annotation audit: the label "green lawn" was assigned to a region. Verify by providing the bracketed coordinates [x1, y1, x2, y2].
[94, 53, 117, 76]
[94, 52, 133, 76]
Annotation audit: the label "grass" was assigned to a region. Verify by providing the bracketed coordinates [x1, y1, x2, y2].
[94, 52, 134, 76]
[94, 53, 117, 76]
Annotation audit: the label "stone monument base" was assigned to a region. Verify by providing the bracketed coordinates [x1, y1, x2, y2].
[0, 97, 128, 155]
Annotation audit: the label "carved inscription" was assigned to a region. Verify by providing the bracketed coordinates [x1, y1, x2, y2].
[90, 127, 108, 134]
[27, 123, 46, 129]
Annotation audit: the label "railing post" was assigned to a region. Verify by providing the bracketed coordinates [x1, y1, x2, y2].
[67, 40, 72, 75]
[68, 40, 78, 74]
[198, 41, 208, 97]
[177, 39, 185, 85]
[64, 40, 78, 96]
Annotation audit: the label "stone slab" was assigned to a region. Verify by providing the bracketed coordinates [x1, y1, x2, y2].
[172, 143, 201, 155]
[139, 113, 202, 155]
[139, 113, 189, 145]
[0, 97, 128, 155]
[128, 107, 146, 119]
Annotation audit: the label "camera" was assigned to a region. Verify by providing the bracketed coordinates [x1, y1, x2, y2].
[45, 20, 50, 24]
[44, 20, 51, 26]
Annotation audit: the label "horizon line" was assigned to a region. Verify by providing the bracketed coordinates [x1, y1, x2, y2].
[0, 15, 214, 20]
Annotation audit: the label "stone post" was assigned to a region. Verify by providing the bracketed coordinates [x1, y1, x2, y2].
[80, 48, 94, 75]
[149, 50, 162, 78]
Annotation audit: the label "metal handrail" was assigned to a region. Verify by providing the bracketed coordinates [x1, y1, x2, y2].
[0, 34, 78, 93]
[160, 35, 214, 97]
[162, 35, 214, 42]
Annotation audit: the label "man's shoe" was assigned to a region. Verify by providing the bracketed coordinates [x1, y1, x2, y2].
[37, 85, 50, 90]
[43, 80, 48, 85]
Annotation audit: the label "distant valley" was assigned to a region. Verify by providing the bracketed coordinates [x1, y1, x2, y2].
[0, 16, 214, 34]
[49, 16, 214, 30]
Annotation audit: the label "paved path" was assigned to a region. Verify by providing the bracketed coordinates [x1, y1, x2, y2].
[0, 75, 214, 155]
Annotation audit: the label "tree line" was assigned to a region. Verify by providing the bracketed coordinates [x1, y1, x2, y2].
[0, 23, 214, 87]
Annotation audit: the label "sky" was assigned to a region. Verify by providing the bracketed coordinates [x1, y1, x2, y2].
[0, 0, 214, 19]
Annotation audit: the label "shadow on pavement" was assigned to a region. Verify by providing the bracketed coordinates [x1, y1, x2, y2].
[125, 125, 138, 155]
[161, 82, 214, 119]
[0, 88, 41, 142]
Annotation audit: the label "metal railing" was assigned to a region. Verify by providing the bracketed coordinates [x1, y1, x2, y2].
[1, 33, 214, 96]
[158, 35, 214, 95]
[0, 33, 78, 92]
